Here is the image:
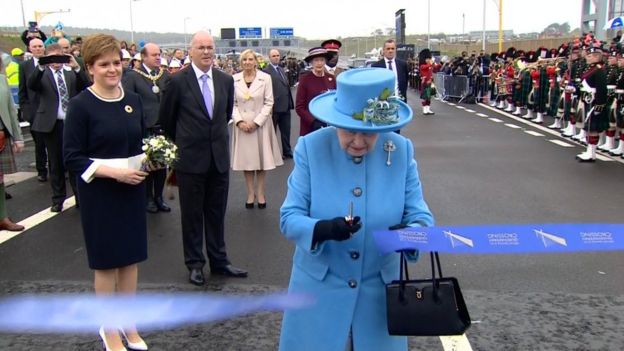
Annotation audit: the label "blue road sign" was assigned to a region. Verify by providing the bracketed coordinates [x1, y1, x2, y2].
[239, 27, 262, 39]
[269, 27, 294, 39]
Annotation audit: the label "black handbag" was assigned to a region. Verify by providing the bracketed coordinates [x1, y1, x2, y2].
[385, 251, 471, 336]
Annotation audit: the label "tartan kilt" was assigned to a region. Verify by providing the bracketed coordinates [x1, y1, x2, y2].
[0, 144, 17, 184]
[584, 108, 609, 133]
[521, 73, 532, 106]
[617, 96, 624, 128]
[607, 96, 617, 126]
[420, 83, 432, 100]
[549, 87, 562, 116]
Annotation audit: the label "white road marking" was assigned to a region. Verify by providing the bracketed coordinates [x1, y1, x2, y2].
[488, 118, 503, 123]
[476, 113, 488, 117]
[0, 196, 76, 245]
[548, 139, 574, 147]
[465, 109, 475, 113]
[456, 106, 466, 109]
[524, 130, 545, 137]
[440, 334, 474, 351]
[448, 103, 456, 106]
[505, 124, 522, 129]
[596, 154, 613, 162]
[479, 103, 624, 165]
[3, 172, 36, 187]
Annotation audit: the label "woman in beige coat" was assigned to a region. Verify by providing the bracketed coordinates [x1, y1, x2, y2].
[231, 49, 283, 209]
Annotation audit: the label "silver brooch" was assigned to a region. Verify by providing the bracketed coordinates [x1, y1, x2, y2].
[383, 140, 396, 166]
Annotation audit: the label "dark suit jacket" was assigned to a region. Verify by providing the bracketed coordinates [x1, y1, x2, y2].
[262, 65, 293, 113]
[159, 65, 234, 174]
[27, 66, 88, 133]
[18, 59, 40, 124]
[372, 58, 409, 101]
[122, 66, 171, 128]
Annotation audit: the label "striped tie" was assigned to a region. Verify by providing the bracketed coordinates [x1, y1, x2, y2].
[56, 70, 69, 112]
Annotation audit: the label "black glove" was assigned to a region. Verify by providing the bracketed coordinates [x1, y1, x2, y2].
[388, 223, 408, 231]
[312, 216, 361, 246]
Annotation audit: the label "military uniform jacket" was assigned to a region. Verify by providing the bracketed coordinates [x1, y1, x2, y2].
[279, 127, 434, 351]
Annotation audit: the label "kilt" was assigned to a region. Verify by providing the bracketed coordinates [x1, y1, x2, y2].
[617, 95, 624, 128]
[0, 144, 17, 184]
[584, 108, 609, 133]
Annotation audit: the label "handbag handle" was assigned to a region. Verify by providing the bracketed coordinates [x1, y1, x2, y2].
[398, 251, 444, 302]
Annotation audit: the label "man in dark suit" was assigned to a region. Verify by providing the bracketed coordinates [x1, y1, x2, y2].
[18, 38, 48, 182]
[372, 39, 409, 102]
[263, 48, 294, 158]
[122, 42, 171, 213]
[159, 31, 247, 285]
[27, 43, 89, 212]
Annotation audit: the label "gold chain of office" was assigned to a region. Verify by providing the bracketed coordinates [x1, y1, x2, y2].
[132, 68, 165, 83]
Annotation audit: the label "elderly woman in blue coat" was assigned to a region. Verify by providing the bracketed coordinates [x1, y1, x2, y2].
[279, 68, 434, 351]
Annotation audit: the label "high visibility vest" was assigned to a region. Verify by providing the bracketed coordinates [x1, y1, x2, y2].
[5, 61, 19, 87]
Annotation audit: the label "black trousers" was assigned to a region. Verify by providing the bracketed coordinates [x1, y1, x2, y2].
[177, 164, 230, 270]
[272, 111, 292, 156]
[31, 129, 47, 176]
[42, 120, 77, 205]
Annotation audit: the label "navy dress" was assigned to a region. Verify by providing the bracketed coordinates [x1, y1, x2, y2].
[64, 88, 147, 270]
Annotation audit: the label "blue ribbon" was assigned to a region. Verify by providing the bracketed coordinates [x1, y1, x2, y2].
[0, 292, 314, 332]
[373, 223, 624, 255]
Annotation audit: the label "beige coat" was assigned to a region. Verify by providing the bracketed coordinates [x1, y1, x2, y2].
[231, 70, 283, 171]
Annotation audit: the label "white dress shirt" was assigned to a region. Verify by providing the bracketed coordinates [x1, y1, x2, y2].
[385, 58, 400, 97]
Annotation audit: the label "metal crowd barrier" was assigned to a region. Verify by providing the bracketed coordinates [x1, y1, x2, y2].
[434, 73, 471, 103]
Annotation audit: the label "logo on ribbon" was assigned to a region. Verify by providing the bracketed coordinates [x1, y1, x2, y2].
[443, 230, 474, 248]
[534, 229, 567, 247]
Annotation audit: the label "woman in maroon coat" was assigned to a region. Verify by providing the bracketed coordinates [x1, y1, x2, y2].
[295, 47, 336, 136]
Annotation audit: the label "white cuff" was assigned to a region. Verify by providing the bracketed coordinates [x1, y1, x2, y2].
[81, 160, 100, 183]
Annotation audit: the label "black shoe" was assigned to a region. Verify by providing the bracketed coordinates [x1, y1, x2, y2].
[258, 202, 267, 209]
[189, 268, 205, 286]
[245, 202, 254, 209]
[146, 199, 158, 213]
[37, 174, 48, 182]
[5, 192, 12, 200]
[211, 264, 248, 278]
[50, 203, 63, 212]
[155, 198, 171, 212]
[283, 153, 293, 159]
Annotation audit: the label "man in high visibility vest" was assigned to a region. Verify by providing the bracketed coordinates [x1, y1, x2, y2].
[6, 48, 24, 110]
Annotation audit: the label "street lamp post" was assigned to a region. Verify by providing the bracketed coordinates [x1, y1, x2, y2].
[184, 17, 191, 52]
[427, 0, 431, 49]
[129, 0, 140, 44]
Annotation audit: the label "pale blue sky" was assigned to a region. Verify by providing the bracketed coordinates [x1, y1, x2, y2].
[2, 0, 583, 39]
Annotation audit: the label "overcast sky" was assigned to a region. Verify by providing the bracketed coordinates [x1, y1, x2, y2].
[3, 0, 583, 39]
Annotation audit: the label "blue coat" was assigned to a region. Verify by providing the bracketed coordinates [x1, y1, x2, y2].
[279, 127, 434, 351]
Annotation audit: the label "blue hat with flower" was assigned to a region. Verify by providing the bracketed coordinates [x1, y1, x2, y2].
[309, 68, 412, 133]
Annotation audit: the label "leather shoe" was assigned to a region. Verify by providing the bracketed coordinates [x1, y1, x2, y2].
[37, 174, 47, 182]
[211, 264, 248, 278]
[283, 153, 293, 159]
[4, 192, 11, 200]
[50, 203, 63, 213]
[189, 268, 205, 286]
[146, 199, 158, 213]
[0, 218, 24, 231]
[155, 197, 171, 212]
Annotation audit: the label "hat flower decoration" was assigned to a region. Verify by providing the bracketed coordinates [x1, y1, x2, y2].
[353, 88, 402, 126]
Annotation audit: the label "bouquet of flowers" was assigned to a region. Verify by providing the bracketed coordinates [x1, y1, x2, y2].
[141, 135, 178, 171]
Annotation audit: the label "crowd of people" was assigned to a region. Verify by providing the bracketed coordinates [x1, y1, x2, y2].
[8, 20, 620, 350]
[4, 22, 439, 350]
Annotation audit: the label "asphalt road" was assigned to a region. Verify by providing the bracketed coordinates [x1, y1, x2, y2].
[0, 87, 623, 351]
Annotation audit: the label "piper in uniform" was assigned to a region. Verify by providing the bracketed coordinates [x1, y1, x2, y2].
[598, 47, 620, 151]
[562, 44, 583, 137]
[572, 45, 591, 143]
[419, 49, 435, 115]
[322, 39, 345, 77]
[609, 50, 624, 156]
[576, 44, 609, 162]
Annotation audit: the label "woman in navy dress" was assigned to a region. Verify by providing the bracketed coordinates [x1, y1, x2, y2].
[64, 34, 149, 351]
